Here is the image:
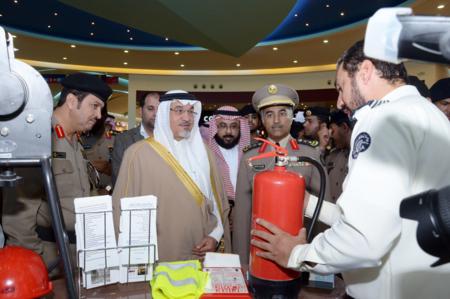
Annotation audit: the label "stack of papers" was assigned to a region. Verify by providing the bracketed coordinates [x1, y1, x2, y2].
[74, 195, 158, 288]
[74, 195, 119, 289]
[118, 195, 158, 283]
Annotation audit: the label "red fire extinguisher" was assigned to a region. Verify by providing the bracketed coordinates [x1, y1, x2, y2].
[248, 138, 327, 298]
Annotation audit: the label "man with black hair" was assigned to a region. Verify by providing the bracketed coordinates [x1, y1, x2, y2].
[324, 110, 352, 202]
[111, 92, 159, 185]
[240, 103, 263, 143]
[430, 77, 450, 121]
[251, 40, 450, 299]
[2, 73, 112, 266]
[303, 106, 330, 152]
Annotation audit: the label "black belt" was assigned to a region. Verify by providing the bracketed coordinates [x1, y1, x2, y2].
[36, 226, 76, 244]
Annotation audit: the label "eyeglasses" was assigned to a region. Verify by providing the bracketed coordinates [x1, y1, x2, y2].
[170, 108, 198, 116]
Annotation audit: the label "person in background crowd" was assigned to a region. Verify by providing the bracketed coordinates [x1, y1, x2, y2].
[240, 103, 264, 143]
[430, 77, 450, 121]
[111, 92, 160, 185]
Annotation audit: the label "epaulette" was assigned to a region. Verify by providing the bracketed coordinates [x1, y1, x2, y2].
[368, 100, 390, 109]
[297, 138, 319, 148]
[243, 142, 262, 153]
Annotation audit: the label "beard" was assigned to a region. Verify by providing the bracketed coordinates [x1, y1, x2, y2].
[214, 133, 240, 149]
[350, 78, 367, 110]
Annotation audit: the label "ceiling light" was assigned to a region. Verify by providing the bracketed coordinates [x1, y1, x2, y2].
[180, 64, 185, 67]
[129, 37, 133, 40]
[437, 4, 445, 9]
[47, 25, 51, 29]
[91, 21, 95, 26]
[0, 14, 3, 17]
[294, 13, 298, 17]
[11, 35, 16, 38]
[326, 4, 330, 8]
[340, 11, 345, 16]
[70, 44, 76, 48]
[305, 23, 309, 27]
[236, 63, 241, 67]
[90, 32, 94, 36]
[323, 39, 329, 44]
[174, 51, 180, 55]
[124, 50, 129, 53]
[14, 0, 18, 3]
[54, 12, 58, 16]
[127, 29, 130, 33]
[165, 37, 169, 41]
[273, 47, 278, 51]
[123, 62, 128, 65]
[293, 60, 298, 64]
[62, 57, 67, 60]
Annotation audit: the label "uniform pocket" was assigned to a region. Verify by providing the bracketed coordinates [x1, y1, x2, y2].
[52, 159, 75, 196]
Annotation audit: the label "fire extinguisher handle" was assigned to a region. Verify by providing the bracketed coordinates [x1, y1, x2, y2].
[295, 156, 327, 242]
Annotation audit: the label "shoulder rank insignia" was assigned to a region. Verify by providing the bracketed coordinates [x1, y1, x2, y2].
[243, 142, 262, 153]
[54, 124, 65, 139]
[297, 138, 319, 148]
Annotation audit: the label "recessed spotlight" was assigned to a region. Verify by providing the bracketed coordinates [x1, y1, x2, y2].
[305, 23, 309, 27]
[236, 63, 241, 67]
[340, 11, 345, 16]
[129, 37, 133, 40]
[174, 51, 180, 55]
[54, 12, 58, 16]
[293, 60, 298, 64]
[165, 37, 169, 41]
[273, 47, 278, 51]
[123, 62, 128, 65]
[70, 44, 76, 48]
[124, 50, 129, 53]
[127, 29, 130, 33]
[13, 0, 18, 3]
[0, 14, 3, 17]
[47, 25, 51, 29]
[14, 48, 19, 52]
[62, 57, 67, 60]
[437, 4, 445, 9]
[11, 35, 16, 38]
[294, 13, 298, 17]
[91, 21, 95, 26]
[180, 64, 185, 67]
[90, 32, 94, 36]
[326, 4, 330, 8]
[323, 39, 329, 44]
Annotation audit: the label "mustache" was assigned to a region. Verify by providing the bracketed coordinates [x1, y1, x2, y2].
[223, 135, 235, 139]
[271, 125, 284, 129]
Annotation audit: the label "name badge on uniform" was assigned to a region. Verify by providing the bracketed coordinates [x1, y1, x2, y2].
[52, 151, 66, 159]
[252, 164, 266, 171]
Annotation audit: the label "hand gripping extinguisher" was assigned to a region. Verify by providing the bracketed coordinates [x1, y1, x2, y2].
[248, 138, 327, 299]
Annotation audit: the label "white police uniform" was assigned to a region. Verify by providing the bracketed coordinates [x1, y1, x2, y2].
[289, 85, 450, 299]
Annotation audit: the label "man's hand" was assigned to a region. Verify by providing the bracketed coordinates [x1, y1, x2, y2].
[192, 236, 218, 259]
[92, 160, 112, 175]
[251, 218, 307, 268]
[318, 123, 330, 152]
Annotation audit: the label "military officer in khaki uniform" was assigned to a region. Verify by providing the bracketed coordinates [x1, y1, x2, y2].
[82, 115, 115, 195]
[2, 73, 112, 267]
[324, 110, 352, 202]
[232, 84, 331, 265]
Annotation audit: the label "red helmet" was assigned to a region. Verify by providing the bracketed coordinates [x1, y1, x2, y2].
[0, 246, 53, 299]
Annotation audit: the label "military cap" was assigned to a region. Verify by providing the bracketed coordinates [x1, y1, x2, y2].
[305, 106, 330, 123]
[252, 84, 299, 111]
[61, 73, 112, 102]
[329, 110, 350, 126]
[430, 78, 450, 103]
[240, 103, 257, 116]
[407, 76, 430, 99]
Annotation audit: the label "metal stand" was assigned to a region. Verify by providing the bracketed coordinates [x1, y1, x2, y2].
[0, 158, 78, 299]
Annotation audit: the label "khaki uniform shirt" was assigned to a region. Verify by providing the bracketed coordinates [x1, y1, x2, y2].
[232, 135, 331, 265]
[2, 118, 90, 265]
[324, 148, 350, 202]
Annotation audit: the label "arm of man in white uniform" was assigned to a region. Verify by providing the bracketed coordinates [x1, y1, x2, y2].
[252, 110, 415, 273]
